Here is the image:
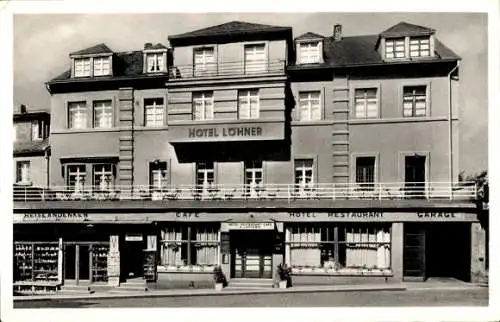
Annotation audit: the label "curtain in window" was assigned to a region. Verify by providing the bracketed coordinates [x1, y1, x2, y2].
[290, 226, 321, 267]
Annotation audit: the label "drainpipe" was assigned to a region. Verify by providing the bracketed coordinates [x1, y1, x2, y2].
[448, 61, 459, 199]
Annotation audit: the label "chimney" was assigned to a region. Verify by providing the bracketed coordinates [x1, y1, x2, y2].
[333, 24, 342, 41]
[144, 43, 153, 50]
[20, 104, 27, 114]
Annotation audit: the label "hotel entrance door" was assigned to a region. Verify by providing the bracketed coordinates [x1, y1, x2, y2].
[231, 231, 273, 278]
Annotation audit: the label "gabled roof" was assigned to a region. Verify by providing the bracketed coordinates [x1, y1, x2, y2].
[144, 43, 168, 50]
[380, 21, 435, 37]
[13, 139, 50, 156]
[169, 21, 290, 39]
[295, 32, 325, 41]
[70, 43, 114, 56]
[168, 20, 293, 46]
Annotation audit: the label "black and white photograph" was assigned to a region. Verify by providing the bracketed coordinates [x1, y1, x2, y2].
[1, 1, 498, 321]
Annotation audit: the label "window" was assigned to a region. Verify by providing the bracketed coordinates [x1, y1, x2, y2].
[150, 161, 168, 190]
[193, 92, 214, 121]
[144, 98, 165, 127]
[196, 161, 215, 195]
[356, 157, 376, 190]
[410, 37, 431, 57]
[193, 47, 216, 77]
[295, 159, 314, 194]
[403, 86, 427, 117]
[31, 120, 43, 141]
[16, 161, 31, 184]
[146, 53, 165, 73]
[93, 101, 113, 128]
[245, 160, 263, 197]
[299, 41, 320, 64]
[161, 224, 220, 267]
[385, 38, 405, 59]
[74, 58, 91, 77]
[93, 164, 114, 191]
[287, 224, 391, 270]
[68, 102, 87, 129]
[93, 57, 111, 76]
[238, 89, 259, 119]
[244, 44, 266, 74]
[67, 164, 86, 192]
[298, 91, 321, 121]
[354, 88, 378, 119]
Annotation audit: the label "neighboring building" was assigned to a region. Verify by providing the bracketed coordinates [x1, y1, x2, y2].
[13, 104, 50, 190]
[12, 21, 485, 294]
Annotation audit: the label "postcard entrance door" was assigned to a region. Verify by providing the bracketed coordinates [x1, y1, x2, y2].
[231, 231, 273, 278]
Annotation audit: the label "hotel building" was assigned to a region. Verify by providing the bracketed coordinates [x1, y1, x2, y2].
[13, 21, 485, 293]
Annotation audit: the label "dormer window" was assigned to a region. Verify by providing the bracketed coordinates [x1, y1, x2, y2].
[410, 36, 430, 57]
[299, 41, 320, 64]
[73, 56, 111, 77]
[93, 57, 111, 76]
[146, 53, 165, 73]
[74, 58, 91, 77]
[385, 38, 405, 59]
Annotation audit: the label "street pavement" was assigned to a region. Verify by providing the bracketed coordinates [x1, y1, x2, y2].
[13, 287, 488, 308]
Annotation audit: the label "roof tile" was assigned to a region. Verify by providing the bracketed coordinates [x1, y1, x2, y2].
[295, 32, 325, 40]
[70, 43, 114, 56]
[380, 21, 435, 37]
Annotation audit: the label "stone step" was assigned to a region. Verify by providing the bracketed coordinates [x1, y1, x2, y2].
[110, 286, 149, 292]
[227, 278, 273, 289]
[58, 289, 95, 295]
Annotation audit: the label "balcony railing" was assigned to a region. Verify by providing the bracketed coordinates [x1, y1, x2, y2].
[13, 182, 477, 203]
[168, 59, 286, 80]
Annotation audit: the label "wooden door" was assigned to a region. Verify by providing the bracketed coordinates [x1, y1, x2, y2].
[403, 225, 426, 281]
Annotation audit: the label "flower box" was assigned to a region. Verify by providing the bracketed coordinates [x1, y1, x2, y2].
[215, 283, 224, 291]
[278, 280, 287, 289]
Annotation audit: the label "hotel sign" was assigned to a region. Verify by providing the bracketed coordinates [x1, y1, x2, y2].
[221, 222, 274, 231]
[168, 121, 285, 143]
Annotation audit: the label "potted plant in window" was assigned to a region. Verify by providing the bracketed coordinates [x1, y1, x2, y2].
[276, 263, 292, 289]
[213, 266, 227, 291]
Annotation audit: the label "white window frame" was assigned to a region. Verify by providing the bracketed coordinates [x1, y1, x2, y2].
[385, 38, 406, 59]
[192, 92, 214, 121]
[68, 102, 88, 129]
[298, 91, 321, 121]
[74, 58, 91, 77]
[93, 164, 114, 191]
[31, 120, 43, 141]
[403, 85, 428, 117]
[354, 88, 379, 119]
[193, 47, 216, 77]
[67, 164, 86, 193]
[150, 162, 168, 190]
[245, 160, 263, 197]
[294, 159, 314, 193]
[144, 98, 165, 127]
[93, 57, 111, 76]
[196, 161, 215, 191]
[244, 43, 267, 74]
[93, 100, 113, 128]
[16, 161, 31, 184]
[299, 41, 320, 64]
[238, 89, 260, 119]
[146, 53, 165, 73]
[409, 37, 431, 58]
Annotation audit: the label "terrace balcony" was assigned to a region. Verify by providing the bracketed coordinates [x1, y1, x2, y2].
[168, 59, 286, 81]
[13, 182, 477, 211]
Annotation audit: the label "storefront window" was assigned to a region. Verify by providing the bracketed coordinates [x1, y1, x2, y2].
[160, 224, 219, 267]
[286, 224, 391, 270]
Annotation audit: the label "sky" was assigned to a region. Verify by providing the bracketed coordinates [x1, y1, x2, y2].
[12, 12, 488, 174]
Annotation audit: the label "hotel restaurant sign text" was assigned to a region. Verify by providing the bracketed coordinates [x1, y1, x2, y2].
[15, 211, 478, 223]
[168, 122, 284, 143]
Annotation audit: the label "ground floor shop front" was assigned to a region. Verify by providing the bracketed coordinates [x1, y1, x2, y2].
[13, 210, 487, 291]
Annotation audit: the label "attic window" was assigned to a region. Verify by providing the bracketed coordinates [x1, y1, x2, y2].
[93, 57, 111, 76]
[299, 41, 320, 64]
[146, 53, 165, 73]
[410, 36, 430, 57]
[385, 38, 405, 59]
[74, 58, 91, 77]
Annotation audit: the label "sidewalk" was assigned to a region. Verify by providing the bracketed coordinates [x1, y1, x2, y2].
[13, 280, 486, 302]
